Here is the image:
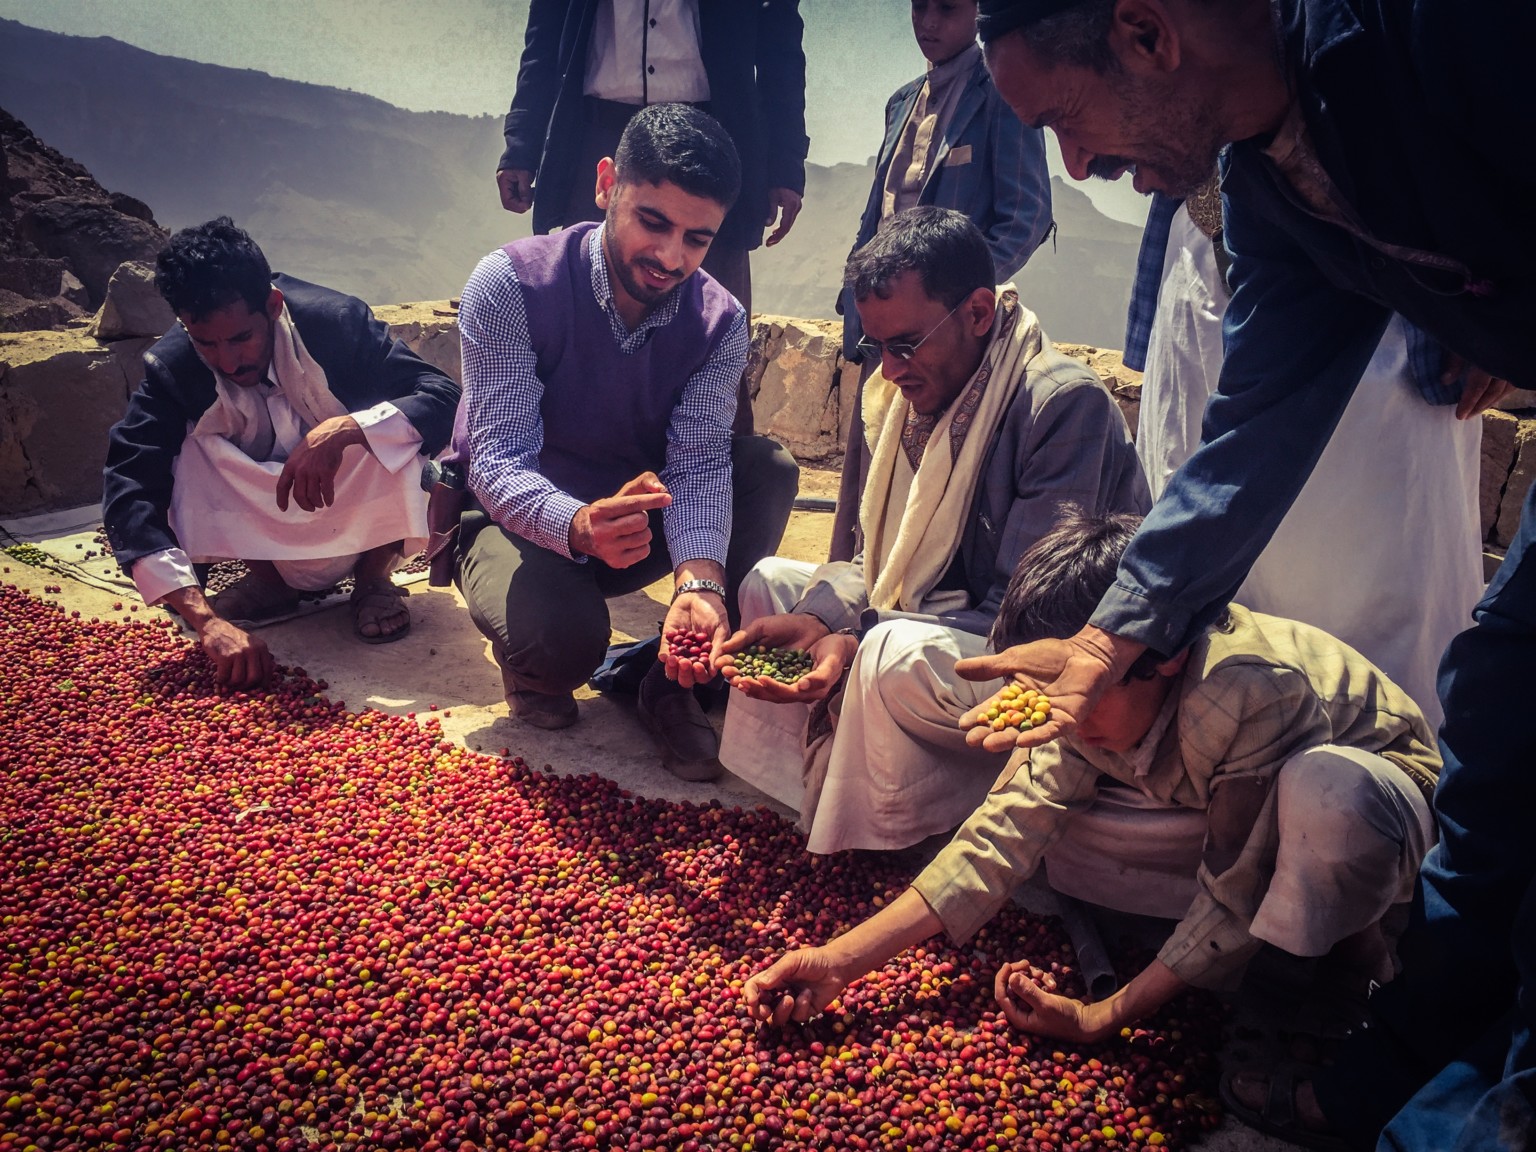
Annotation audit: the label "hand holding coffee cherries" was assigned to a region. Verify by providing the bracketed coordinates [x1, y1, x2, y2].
[661, 580, 728, 689]
[717, 613, 855, 704]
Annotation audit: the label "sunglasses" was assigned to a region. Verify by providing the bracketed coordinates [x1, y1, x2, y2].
[855, 299, 964, 362]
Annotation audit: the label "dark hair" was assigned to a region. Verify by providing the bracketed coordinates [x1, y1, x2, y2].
[979, 0, 1119, 72]
[844, 207, 995, 309]
[614, 103, 741, 210]
[154, 217, 272, 321]
[990, 507, 1142, 649]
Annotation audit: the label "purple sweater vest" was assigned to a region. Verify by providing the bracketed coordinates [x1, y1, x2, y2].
[452, 223, 739, 506]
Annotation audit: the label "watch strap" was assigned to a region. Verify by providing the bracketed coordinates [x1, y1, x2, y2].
[672, 578, 726, 602]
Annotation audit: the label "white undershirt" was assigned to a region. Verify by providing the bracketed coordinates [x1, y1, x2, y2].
[584, 0, 709, 105]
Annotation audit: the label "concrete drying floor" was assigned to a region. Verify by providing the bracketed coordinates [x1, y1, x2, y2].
[4, 464, 1290, 1152]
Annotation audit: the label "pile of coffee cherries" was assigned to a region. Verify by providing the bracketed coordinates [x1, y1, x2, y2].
[0, 584, 1223, 1152]
[664, 627, 714, 663]
[726, 646, 814, 685]
[983, 684, 1053, 732]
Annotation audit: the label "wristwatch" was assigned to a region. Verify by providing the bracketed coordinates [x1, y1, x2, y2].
[672, 578, 726, 602]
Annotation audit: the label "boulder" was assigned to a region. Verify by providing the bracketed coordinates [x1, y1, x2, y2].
[0, 107, 167, 331]
[89, 260, 175, 341]
[1479, 410, 1520, 545]
[746, 316, 855, 462]
[371, 300, 461, 384]
[0, 327, 151, 514]
[1494, 416, 1536, 550]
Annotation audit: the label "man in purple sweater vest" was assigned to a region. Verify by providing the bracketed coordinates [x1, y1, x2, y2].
[453, 104, 799, 781]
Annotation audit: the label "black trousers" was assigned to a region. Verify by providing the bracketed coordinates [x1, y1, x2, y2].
[455, 435, 798, 695]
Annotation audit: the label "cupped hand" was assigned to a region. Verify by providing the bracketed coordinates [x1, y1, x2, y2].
[660, 591, 728, 688]
[716, 613, 834, 701]
[198, 617, 275, 689]
[742, 947, 849, 1027]
[569, 472, 671, 568]
[763, 187, 803, 247]
[954, 627, 1140, 752]
[726, 630, 855, 704]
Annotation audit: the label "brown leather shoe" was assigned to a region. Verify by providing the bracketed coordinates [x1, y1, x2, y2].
[493, 646, 579, 730]
[507, 689, 579, 730]
[638, 664, 722, 782]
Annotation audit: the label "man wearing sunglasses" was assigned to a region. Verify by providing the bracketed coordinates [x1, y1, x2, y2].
[714, 206, 1147, 853]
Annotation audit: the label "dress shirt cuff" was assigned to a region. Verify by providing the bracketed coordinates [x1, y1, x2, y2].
[1089, 582, 1192, 658]
[663, 523, 728, 573]
[792, 580, 864, 635]
[352, 402, 424, 474]
[132, 548, 200, 607]
[537, 491, 591, 563]
[1155, 891, 1265, 990]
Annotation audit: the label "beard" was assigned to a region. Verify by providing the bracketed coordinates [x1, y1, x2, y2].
[1112, 78, 1230, 198]
[602, 210, 681, 309]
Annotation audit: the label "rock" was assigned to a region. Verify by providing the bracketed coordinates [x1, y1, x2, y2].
[371, 300, 461, 384]
[0, 107, 167, 331]
[0, 327, 151, 515]
[1494, 416, 1536, 550]
[89, 261, 175, 341]
[16, 198, 166, 305]
[1479, 410, 1520, 545]
[1056, 342, 1143, 436]
[746, 316, 852, 461]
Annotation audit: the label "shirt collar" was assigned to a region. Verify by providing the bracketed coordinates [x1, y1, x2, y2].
[926, 41, 980, 88]
[587, 222, 683, 336]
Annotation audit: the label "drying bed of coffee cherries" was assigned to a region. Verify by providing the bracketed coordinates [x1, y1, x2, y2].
[0, 583, 1223, 1151]
[86, 529, 428, 599]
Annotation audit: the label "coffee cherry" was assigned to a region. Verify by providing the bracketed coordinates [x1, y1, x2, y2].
[985, 683, 1053, 731]
[728, 645, 813, 685]
[665, 627, 712, 662]
[0, 582, 1223, 1152]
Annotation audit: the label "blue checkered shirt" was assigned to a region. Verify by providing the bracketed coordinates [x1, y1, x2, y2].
[459, 224, 747, 565]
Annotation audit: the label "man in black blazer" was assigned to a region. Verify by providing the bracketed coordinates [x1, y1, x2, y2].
[103, 218, 460, 687]
[495, 0, 809, 435]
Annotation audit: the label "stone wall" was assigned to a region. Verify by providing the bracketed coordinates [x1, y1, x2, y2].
[4, 306, 1534, 561]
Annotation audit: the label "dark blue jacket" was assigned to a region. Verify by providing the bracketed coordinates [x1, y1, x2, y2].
[499, 0, 809, 252]
[102, 274, 460, 570]
[840, 52, 1053, 359]
[1094, 0, 1536, 654]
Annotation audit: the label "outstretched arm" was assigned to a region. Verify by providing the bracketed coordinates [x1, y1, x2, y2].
[742, 888, 943, 1026]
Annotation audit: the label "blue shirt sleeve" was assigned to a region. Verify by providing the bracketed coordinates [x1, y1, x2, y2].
[1091, 156, 1392, 654]
[459, 250, 590, 561]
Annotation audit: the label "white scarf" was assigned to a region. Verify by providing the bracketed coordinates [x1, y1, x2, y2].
[859, 287, 1041, 614]
[188, 299, 346, 460]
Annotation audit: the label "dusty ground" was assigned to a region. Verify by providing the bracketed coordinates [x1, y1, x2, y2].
[4, 463, 1289, 1151]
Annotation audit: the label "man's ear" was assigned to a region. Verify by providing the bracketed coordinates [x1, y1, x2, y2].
[1155, 647, 1192, 678]
[1109, 0, 1181, 74]
[593, 157, 619, 211]
[265, 287, 285, 324]
[964, 286, 997, 337]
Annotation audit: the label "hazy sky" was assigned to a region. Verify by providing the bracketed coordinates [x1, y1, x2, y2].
[0, 0, 1149, 224]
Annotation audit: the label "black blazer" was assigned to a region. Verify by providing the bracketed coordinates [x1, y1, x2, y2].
[499, 0, 809, 251]
[102, 273, 461, 570]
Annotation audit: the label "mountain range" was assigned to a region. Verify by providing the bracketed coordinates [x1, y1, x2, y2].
[0, 17, 1143, 348]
